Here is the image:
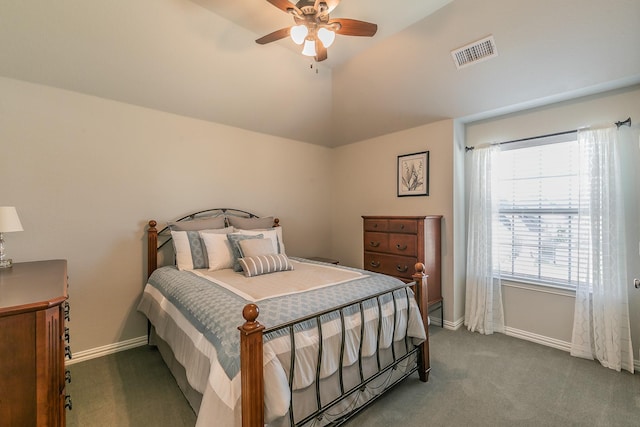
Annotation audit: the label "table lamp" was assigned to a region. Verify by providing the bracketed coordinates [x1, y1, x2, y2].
[0, 206, 24, 268]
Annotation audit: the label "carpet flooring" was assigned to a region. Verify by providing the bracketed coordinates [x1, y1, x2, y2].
[66, 328, 640, 426]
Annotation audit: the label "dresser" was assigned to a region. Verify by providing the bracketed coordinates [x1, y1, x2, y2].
[0, 260, 71, 426]
[362, 216, 443, 324]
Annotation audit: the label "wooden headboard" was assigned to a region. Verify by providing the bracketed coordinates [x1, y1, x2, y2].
[146, 208, 279, 279]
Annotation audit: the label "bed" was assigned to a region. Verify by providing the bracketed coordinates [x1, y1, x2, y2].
[137, 208, 430, 427]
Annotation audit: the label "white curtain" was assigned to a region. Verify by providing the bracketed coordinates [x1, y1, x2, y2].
[570, 126, 634, 373]
[465, 145, 504, 334]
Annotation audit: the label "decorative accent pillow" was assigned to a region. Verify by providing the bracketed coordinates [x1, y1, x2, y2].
[171, 230, 208, 270]
[228, 216, 274, 230]
[233, 228, 284, 255]
[168, 216, 226, 231]
[238, 238, 276, 258]
[227, 233, 264, 272]
[199, 231, 235, 271]
[171, 226, 233, 271]
[238, 254, 294, 277]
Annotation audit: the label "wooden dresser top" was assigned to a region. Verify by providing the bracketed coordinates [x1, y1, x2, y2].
[0, 260, 68, 316]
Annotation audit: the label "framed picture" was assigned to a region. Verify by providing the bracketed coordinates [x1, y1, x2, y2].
[397, 151, 429, 197]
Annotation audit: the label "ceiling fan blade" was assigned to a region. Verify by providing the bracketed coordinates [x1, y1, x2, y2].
[315, 42, 328, 62]
[266, 0, 301, 14]
[255, 27, 290, 45]
[331, 18, 378, 37]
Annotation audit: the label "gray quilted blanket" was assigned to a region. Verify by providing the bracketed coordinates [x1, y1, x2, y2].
[140, 259, 417, 380]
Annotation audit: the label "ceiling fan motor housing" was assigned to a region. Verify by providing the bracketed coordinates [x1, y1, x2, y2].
[296, 1, 330, 15]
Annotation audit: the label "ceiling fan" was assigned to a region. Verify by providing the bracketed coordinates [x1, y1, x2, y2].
[256, 0, 378, 62]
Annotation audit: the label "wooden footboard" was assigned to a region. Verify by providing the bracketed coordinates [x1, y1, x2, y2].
[239, 263, 430, 427]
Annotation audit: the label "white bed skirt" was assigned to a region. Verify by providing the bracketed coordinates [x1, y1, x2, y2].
[150, 327, 419, 427]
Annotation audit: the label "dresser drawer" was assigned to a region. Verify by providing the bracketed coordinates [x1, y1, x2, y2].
[363, 232, 389, 253]
[363, 218, 388, 232]
[364, 252, 417, 280]
[388, 233, 417, 256]
[388, 219, 418, 234]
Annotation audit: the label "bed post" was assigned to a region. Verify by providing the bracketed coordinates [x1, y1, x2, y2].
[412, 262, 431, 382]
[147, 220, 158, 279]
[239, 304, 265, 427]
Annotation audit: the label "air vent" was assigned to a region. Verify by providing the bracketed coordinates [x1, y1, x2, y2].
[451, 35, 498, 69]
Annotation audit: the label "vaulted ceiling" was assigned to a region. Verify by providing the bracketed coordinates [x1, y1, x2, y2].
[1, 0, 639, 147]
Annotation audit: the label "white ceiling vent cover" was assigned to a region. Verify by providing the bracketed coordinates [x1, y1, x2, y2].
[451, 35, 498, 69]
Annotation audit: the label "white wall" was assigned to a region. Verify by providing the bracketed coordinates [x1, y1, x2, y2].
[465, 85, 640, 357]
[0, 76, 334, 355]
[330, 120, 457, 326]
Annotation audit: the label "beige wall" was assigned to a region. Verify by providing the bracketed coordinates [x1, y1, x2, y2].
[0, 76, 334, 356]
[330, 120, 456, 325]
[3, 73, 638, 362]
[465, 85, 640, 358]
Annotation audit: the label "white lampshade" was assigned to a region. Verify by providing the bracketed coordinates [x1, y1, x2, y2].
[317, 28, 336, 48]
[290, 25, 308, 45]
[301, 38, 317, 57]
[0, 207, 23, 232]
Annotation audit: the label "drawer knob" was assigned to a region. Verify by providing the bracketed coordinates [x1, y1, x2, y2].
[369, 241, 380, 248]
[396, 244, 407, 251]
[396, 265, 409, 273]
[65, 395, 73, 410]
[400, 224, 405, 229]
[369, 260, 381, 268]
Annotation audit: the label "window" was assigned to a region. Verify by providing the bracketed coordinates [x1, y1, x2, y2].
[493, 133, 590, 289]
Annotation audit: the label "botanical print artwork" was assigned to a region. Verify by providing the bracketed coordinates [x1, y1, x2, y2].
[398, 151, 429, 196]
[401, 158, 424, 192]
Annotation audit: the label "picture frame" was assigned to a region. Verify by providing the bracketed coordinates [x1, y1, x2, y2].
[397, 151, 429, 197]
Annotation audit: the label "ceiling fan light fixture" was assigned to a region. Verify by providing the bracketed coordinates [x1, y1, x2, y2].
[317, 27, 335, 48]
[301, 38, 317, 56]
[290, 24, 308, 45]
[257, 0, 378, 62]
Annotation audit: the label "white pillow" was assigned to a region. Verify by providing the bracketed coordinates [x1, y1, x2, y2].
[172, 226, 233, 271]
[199, 231, 235, 271]
[171, 230, 203, 271]
[234, 227, 285, 255]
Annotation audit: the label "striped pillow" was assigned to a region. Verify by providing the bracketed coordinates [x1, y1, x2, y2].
[238, 254, 294, 277]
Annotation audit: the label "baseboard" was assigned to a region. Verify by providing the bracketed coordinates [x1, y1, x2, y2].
[445, 317, 465, 330]
[429, 315, 464, 330]
[66, 335, 148, 365]
[505, 326, 640, 371]
[504, 326, 572, 352]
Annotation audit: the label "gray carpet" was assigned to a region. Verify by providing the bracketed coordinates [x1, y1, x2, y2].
[66, 328, 640, 426]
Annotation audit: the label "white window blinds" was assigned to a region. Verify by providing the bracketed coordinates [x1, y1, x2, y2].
[493, 132, 590, 289]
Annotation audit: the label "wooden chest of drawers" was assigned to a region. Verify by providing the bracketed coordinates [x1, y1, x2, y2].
[362, 216, 442, 322]
[0, 260, 70, 426]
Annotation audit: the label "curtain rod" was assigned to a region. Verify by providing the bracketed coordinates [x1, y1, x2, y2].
[465, 117, 632, 152]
